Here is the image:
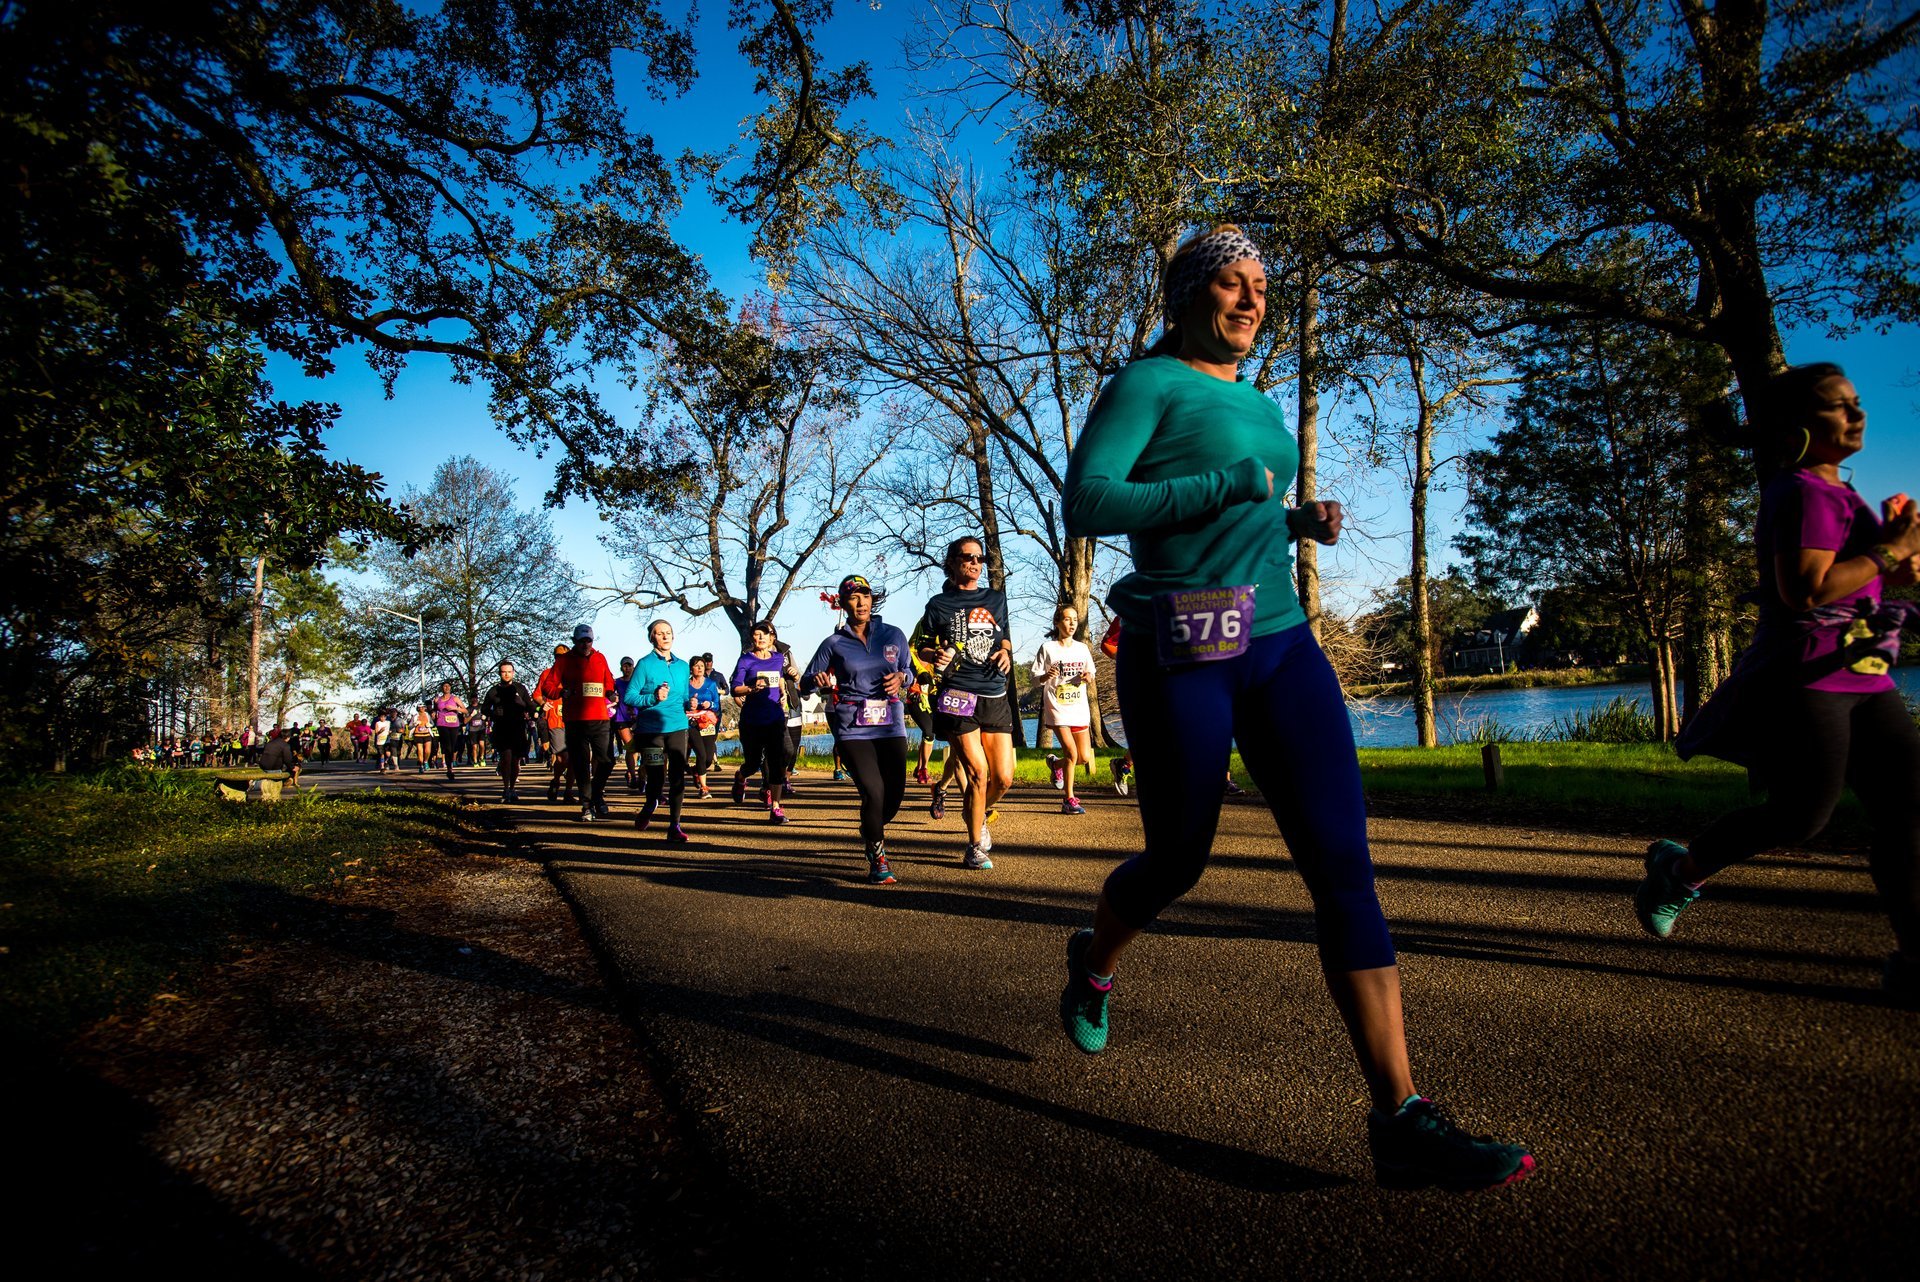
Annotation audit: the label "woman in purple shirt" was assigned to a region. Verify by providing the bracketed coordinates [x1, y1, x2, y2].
[730, 620, 793, 823]
[1639, 363, 1920, 1004]
[805, 575, 914, 885]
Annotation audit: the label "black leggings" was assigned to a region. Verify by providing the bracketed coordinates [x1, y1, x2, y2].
[567, 721, 614, 804]
[636, 730, 689, 824]
[840, 737, 907, 846]
[738, 722, 787, 794]
[1690, 686, 1920, 952]
[492, 732, 528, 789]
[691, 731, 717, 776]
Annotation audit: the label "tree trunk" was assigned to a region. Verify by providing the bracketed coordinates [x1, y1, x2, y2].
[1409, 390, 1438, 748]
[1649, 637, 1680, 741]
[1295, 282, 1322, 637]
[1291, 0, 1347, 640]
[247, 553, 267, 732]
[1681, 394, 1742, 726]
[967, 412, 1027, 748]
[204, 625, 223, 735]
[1059, 532, 1105, 746]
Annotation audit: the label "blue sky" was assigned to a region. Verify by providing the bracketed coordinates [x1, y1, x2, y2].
[280, 1, 1920, 677]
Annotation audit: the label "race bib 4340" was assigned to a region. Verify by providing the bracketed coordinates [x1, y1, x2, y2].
[1153, 585, 1255, 665]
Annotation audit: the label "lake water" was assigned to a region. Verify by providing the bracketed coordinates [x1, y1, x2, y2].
[1345, 667, 1920, 748]
[719, 667, 1920, 756]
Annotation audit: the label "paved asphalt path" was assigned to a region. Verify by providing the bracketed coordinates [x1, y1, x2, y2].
[323, 760, 1919, 1279]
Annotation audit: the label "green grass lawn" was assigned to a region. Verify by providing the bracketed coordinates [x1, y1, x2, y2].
[970, 740, 1859, 843]
[1349, 741, 1789, 834]
[0, 769, 480, 1040]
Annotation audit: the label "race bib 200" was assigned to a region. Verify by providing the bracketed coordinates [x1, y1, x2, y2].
[857, 699, 893, 726]
[1153, 585, 1255, 665]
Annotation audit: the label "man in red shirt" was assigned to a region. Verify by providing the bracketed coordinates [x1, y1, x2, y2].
[555, 623, 616, 820]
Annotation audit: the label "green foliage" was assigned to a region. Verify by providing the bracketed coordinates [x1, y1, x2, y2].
[1331, 0, 1920, 400]
[1359, 571, 1503, 672]
[1455, 322, 1749, 713]
[0, 781, 478, 1039]
[1547, 695, 1662, 744]
[693, 0, 900, 281]
[1453, 715, 1522, 745]
[83, 762, 212, 798]
[5, 0, 884, 488]
[1352, 741, 1794, 833]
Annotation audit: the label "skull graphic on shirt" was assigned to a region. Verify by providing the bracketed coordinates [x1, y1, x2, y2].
[962, 606, 998, 665]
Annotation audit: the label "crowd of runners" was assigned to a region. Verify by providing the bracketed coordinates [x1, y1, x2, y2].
[129, 225, 1920, 1195]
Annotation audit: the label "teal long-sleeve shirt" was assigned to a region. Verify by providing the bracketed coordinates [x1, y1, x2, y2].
[622, 651, 691, 733]
[1064, 355, 1304, 638]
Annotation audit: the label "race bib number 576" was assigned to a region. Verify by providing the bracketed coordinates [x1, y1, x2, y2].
[1153, 585, 1255, 665]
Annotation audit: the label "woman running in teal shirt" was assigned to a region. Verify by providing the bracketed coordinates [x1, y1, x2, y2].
[1059, 224, 1533, 1190]
[624, 619, 692, 845]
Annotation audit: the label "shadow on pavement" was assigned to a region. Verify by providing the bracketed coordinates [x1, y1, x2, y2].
[533, 810, 1884, 918]
[4, 1042, 316, 1277]
[562, 856, 1882, 1001]
[229, 884, 603, 1007]
[634, 982, 1349, 1196]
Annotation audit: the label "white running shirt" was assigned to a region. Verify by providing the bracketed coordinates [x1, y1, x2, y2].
[1030, 638, 1096, 728]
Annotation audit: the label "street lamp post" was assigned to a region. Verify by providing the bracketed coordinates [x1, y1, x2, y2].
[366, 605, 427, 713]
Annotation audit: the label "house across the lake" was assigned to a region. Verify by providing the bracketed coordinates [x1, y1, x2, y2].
[1446, 606, 1540, 675]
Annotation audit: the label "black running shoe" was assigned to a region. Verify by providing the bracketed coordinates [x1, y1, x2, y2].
[1367, 1097, 1536, 1190]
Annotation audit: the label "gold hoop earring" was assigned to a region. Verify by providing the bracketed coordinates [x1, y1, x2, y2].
[1792, 428, 1810, 464]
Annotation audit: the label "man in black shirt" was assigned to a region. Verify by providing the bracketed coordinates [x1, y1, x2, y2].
[481, 660, 537, 803]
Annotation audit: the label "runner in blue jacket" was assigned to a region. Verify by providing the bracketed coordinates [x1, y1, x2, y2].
[623, 620, 692, 845]
[805, 574, 914, 884]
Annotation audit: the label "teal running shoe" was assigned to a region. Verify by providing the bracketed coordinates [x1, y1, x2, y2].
[961, 843, 992, 870]
[1059, 928, 1110, 1054]
[1368, 1096, 1536, 1190]
[1635, 839, 1699, 940]
[866, 842, 897, 885]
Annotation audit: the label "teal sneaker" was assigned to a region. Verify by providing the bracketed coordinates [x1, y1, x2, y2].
[1368, 1096, 1536, 1190]
[866, 842, 897, 885]
[1059, 928, 1110, 1054]
[1635, 839, 1700, 939]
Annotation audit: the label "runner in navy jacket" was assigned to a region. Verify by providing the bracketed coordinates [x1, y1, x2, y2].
[804, 574, 913, 884]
